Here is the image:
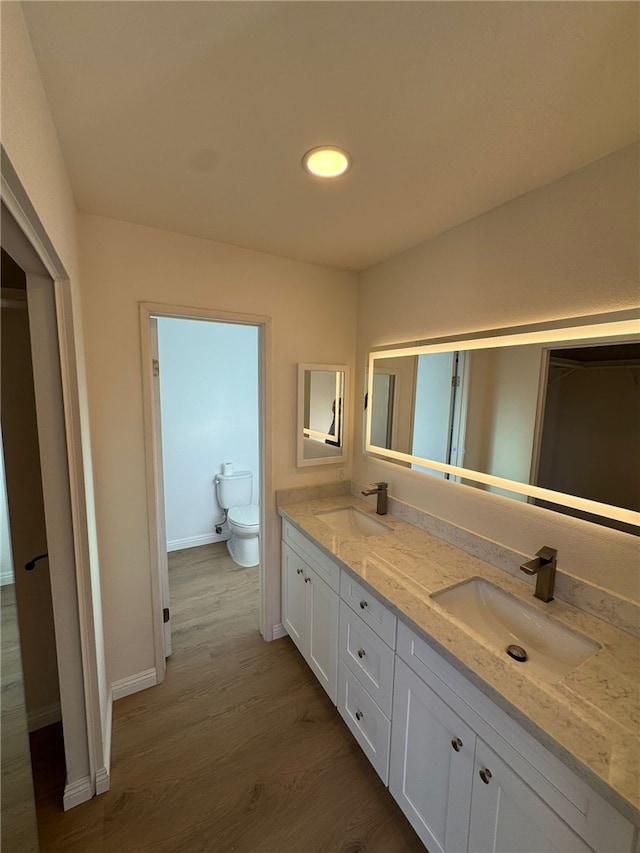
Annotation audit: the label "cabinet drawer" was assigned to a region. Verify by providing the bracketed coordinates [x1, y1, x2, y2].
[337, 658, 391, 785]
[339, 602, 395, 717]
[340, 571, 397, 648]
[281, 520, 340, 592]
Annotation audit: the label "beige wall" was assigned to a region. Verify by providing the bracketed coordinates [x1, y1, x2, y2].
[356, 145, 640, 602]
[1, 2, 106, 788]
[77, 213, 358, 683]
[1, 4, 78, 279]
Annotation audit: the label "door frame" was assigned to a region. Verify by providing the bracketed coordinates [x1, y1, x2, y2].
[1, 152, 110, 806]
[139, 302, 271, 683]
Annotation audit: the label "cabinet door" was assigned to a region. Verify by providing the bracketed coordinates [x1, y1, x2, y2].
[468, 739, 592, 853]
[389, 658, 476, 853]
[281, 543, 307, 655]
[306, 566, 339, 704]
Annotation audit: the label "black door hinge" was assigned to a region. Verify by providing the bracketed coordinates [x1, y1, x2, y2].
[163, 607, 170, 623]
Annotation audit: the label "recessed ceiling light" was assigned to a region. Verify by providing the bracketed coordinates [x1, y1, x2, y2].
[302, 146, 351, 179]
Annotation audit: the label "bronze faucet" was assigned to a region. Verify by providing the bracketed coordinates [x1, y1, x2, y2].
[520, 546, 557, 603]
[361, 482, 388, 515]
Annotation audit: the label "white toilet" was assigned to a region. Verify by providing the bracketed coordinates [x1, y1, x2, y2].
[215, 469, 260, 568]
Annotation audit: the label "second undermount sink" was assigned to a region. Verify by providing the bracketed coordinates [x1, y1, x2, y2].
[315, 506, 392, 539]
[431, 577, 601, 684]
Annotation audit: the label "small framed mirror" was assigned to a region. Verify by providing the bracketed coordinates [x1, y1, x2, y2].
[297, 364, 349, 467]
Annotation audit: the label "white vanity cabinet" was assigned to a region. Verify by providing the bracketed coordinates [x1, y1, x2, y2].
[390, 656, 476, 853]
[390, 621, 635, 853]
[281, 522, 340, 704]
[279, 516, 637, 853]
[467, 738, 592, 853]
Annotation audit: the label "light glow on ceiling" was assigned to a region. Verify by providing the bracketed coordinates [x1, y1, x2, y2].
[302, 146, 351, 179]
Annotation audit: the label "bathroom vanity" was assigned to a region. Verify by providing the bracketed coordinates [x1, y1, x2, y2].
[279, 494, 639, 853]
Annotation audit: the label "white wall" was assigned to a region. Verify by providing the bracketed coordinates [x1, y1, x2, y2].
[356, 145, 640, 602]
[157, 318, 259, 550]
[78, 213, 358, 683]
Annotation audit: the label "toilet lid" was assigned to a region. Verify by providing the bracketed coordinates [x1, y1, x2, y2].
[228, 505, 260, 528]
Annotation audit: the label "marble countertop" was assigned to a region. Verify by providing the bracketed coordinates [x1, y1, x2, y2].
[278, 494, 640, 825]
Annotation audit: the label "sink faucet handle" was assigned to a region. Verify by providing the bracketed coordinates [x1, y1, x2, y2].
[535, 546, 557, 564]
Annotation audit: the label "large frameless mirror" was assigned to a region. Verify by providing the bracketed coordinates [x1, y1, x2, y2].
[365, 311, 640, 534]
[297, 363, 349, 467]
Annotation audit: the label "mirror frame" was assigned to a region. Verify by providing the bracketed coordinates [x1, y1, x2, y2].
[365, 310, 640, 528]
[297, 363, 349, 468]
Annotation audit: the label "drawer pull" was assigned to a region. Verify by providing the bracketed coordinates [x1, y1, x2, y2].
[451, 737, 463, 752]
[359, 600, 368, 609]
[355, 710, 364, 721]
[304, 576, 311, 583]
[296, 567, 303, 575]
[479, 768, 492, 785]
[357, 648, 366, 659]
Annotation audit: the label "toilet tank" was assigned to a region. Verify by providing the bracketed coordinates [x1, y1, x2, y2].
[216, 470, 253, 508]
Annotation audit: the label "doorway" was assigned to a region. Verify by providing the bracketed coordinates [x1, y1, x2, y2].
[1, 183, 109, 812]
[0, 251, 44, 850]
[140, 303, 270, 683]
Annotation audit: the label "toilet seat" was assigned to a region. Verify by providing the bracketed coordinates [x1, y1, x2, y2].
[228, 505, 259, 530]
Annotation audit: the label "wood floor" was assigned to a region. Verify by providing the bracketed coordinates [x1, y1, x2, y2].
[34, 542, 424, 852]
[1, 583, 40, 853]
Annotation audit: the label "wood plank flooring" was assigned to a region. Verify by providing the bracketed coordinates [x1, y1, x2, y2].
[34, 543, 424, 852]
[1, 582, 40, 853]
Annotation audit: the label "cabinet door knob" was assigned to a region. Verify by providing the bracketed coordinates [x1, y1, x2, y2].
[357, 648, 366, 659]
[451, 737, 463, 752]
[304, 576, 311, 583]
[296, 567, 303, 575]
[359, 600, 368, 609]
[355, 710, 363, 721]
[479, 768, 492, 785]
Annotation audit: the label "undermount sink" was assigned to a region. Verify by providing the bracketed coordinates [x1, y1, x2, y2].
[431, 577, 601, 684]
[315, 506, 392, 539]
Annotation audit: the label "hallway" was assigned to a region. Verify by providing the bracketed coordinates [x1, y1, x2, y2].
[34, 543, 422, 852]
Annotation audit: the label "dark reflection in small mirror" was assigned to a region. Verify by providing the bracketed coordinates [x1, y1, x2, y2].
[298, 365, 347, 466]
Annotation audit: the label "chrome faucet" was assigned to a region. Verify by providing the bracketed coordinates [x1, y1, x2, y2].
[520, 546, 557, 603]
[361, 482, 388, 515]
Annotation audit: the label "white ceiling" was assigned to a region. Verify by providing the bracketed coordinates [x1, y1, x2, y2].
[22, 1, 639, 271]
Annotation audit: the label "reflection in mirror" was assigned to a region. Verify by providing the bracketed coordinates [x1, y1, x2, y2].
[533, 343, 640, 532]
[297, 364, 348, 467]
[366, 315, 640, 533]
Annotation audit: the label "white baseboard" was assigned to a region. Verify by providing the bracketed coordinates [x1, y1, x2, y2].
[167, 532, 228, 552]
[95, 765, 110, 796]
[111, 668, 158, 701]
[272, 622, 287, 640]
[28, 701, 62, 732]
[0, 570, 14, 586]
[95, 687, 113, 796]
[63, 775, 93, 811]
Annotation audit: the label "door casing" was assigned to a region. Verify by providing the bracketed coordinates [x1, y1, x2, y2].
[139, 302, 272, 683]
[1, 152, 110, 808]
